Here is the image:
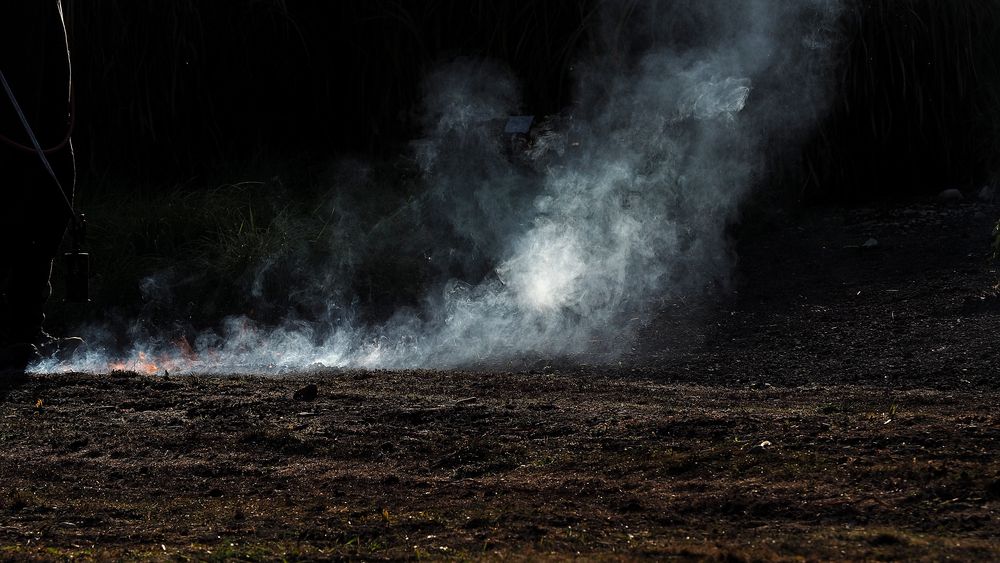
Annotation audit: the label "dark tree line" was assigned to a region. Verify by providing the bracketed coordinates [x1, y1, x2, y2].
[63, 0, 1000, 199]
[66, 1, 588, 181]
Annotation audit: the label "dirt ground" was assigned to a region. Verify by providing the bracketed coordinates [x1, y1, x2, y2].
[2, 197, 999, 561]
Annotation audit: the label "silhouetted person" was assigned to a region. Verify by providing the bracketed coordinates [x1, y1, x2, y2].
[0, 1, 82, 373]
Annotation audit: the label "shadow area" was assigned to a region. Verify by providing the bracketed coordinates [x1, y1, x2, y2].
[0, 371, 30, 401]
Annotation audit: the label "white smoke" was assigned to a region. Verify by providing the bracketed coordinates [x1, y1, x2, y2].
[33, 0, 843, 374]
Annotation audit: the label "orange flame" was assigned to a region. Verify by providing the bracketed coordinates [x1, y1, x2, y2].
[106, 337, 207, 375]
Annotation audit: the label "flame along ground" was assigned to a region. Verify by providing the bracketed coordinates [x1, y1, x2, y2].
[107, 341, 197, 375]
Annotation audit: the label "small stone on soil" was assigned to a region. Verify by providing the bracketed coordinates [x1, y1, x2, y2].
[938, 189, 964, 203]
[293, 384, 318, 401]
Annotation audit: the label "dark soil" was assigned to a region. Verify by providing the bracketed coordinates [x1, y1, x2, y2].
[635, 196, 1000, 389]
[2, 197, 998, 560]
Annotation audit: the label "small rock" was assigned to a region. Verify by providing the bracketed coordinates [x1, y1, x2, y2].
[862, 238, 879, 248]
[978, 185, 995, 202]
[293, 383, 318, 401]
[938, 188, 964, 203]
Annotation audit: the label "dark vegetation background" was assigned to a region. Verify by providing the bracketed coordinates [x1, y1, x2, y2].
[68, 1, 588, 181]
[42, 0, 1000, 335]
[64, 1, 1000, 196]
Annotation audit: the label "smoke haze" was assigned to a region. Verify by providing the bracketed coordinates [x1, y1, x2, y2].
[34, 0, 843, 374]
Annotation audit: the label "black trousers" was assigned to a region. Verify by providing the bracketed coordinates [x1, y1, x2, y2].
[0, 1, 74, 344]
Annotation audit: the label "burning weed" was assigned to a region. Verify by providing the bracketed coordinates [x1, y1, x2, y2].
[35, 1, 846, 374]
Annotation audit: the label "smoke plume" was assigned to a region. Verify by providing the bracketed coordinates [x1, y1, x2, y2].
[34, 0, 843, 374]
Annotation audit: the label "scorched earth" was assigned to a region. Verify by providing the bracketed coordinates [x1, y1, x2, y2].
[1, 197, 998, 560]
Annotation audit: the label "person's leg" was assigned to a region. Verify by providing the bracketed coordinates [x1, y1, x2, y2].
[6, 195, 72, 345]
[1, 152, 80, 366]
[0, 0, 79, 369]
[0, 159, 44, 371]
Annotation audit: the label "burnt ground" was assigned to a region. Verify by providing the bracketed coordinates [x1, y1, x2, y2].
[1, 197, 999, 560]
